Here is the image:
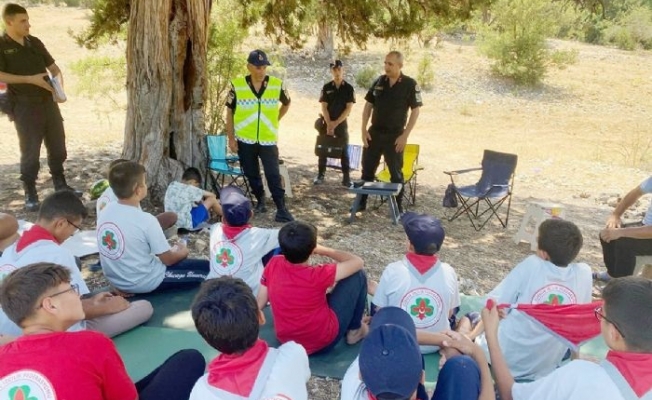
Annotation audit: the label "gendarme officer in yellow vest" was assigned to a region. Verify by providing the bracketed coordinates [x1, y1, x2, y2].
[225, 49, 294, 223]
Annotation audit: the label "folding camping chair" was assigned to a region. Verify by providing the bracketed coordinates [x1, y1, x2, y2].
[444, 150, 518, 231]
[205, 134, 250, 197]
[376, 143, 423, 206]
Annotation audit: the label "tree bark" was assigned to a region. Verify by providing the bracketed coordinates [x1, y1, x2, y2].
[315, 18, 334, 59]
[123, 0, 210, 202]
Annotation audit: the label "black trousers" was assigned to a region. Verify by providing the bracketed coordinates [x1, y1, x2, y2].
[600, 227, 652, 277]
[13, 98, 67, 184]
[360, 127, 404, 205]
[317, 131, 350, 176]
[237, 141, 284, 202]
[136, 349, 205, 400]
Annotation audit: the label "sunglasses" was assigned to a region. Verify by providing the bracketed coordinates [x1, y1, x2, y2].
[594, 305, 626, 338]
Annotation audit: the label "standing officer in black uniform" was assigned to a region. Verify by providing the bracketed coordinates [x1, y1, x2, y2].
[359, 51, 422, 213]
[314, 59, 355, 187]
[0, 4, 81, 212]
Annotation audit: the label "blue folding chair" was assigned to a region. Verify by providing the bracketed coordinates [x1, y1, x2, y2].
[205, 134, 250, 197]
[444, 150, 518, 231]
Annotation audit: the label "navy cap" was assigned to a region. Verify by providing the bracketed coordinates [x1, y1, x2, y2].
[329, 59, 343, 68]
[247, 49, 271, 67]
[360, 307, 422, 399]
[401, 212, 445, 254]
[220, 186, 252, 226]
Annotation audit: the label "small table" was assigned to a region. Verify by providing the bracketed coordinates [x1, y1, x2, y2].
[348, 182, 403, 224]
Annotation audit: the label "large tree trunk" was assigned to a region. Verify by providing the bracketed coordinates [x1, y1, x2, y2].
[315, 18, 334, 59]
[123, 0, 210, 202]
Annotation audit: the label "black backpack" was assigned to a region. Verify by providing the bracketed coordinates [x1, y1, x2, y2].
[442, 184, 458, 208]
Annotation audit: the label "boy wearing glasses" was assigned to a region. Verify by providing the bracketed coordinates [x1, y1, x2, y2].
[0, 191, 153, 341]
[472, 219, 593, 380]
[483, 276, 652, 400]
[0, 263, 205, 400]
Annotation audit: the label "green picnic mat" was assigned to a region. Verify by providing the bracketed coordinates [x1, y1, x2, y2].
[113, 289, 609, 386]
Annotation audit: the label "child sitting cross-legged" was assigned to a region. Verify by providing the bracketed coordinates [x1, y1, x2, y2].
[257, 221, 369, 355]
[164, 167, 222, 231]
[190, 276, 310, 400]
[97, 161, 210, 294]
[0, 262, 205, 400]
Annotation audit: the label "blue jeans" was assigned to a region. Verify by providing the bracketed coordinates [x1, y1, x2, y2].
[317, 270, 367, 354]
[237, 141, 284, 201]
[154, 258, 210, 292]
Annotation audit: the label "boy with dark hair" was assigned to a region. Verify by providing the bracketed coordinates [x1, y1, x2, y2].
[98, 161, 209, 294]
[372, 212, 464, 356]
[474, 219, 593, 380]
[341, 306, 495, 400]
[0, 191, 152, 339]
[485, 276, 652, 400]
[164, 166, 222, 231]
[208, 186, 280, 295]
[190, 276, 310, 399]
[96, 158, 177, 230]
[0, 262, 205, 400]
[257, 221, 368, 354]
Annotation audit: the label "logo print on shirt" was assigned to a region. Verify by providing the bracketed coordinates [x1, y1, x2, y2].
[211, 241, 243, 276]
[400, 288, 444, 328]
[0, 264, 17, 282]
[97, 222, 125, 260]
[0, 370, 56, 400]
[531, 284, 577, 305]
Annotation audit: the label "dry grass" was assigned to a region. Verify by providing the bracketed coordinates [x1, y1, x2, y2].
[0, 6, 651, 399]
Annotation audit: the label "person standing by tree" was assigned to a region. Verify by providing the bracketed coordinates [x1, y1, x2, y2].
[0, 4, 81, 212]
[225, 49, 294, 223]
[359, 51, 422, 213]
[314, 60, 355, 187]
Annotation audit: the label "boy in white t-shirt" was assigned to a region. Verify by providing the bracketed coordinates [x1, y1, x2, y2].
[164, 167, 222, 231]
[474, 219, 592, 380]
[97, 161, 209, 294]
[372, 212, 465, 356]
[208, 186, 280, 295]
[0, 191, 153, 340]
[190, 276, 310, 400]
[484, 276, 652, 400]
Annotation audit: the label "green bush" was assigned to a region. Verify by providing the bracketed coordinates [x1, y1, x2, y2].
[604, 5, 652, 50]
[478, 0, 559, 85]
[416, 55, 435, 90]
[355, 65, 378, 90]
[549, 49, 579, 69]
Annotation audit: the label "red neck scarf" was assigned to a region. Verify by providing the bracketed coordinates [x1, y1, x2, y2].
[405, 253, 439, 275]
[221, 223, 252, 240]
[207, 339, 269, 396]
[16, 225, 58, 252]
[606, 350, 652, 397]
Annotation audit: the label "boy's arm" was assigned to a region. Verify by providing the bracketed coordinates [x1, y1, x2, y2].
[416, 331, 449, 347]
[81, 292, 130, 319]
[313, 244, 363, 281]
[606, 184, 644, 228]
[439, 331, 495, 400]
[158, 242, 189, 266]
[482, 304, 515, 400]
[257, 285, 269, 310]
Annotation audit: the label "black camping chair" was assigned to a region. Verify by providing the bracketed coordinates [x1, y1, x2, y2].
[444, 150, 518, 231]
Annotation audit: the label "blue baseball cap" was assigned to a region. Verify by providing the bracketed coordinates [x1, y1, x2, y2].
[220, 186, 252, 226]
[359, 307, 423, 399]
[401, 212, 445, 253]
[247, 49, 271, 67]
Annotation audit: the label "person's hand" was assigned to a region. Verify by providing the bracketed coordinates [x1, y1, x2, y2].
[362, 129, 371, 148]
[481, 302, 500, 338]
[30, 73, 53, 92]
[92, 292, 130, 314]
[228, 137, 238, 153]
[312, 244, 327, 255]
[498, 308, 508, 320]
[600, 228, 622, 243]
[326, 121, 336, 136]
[605, 214, 622, 229]
[440, 330, 479, 356]
[394, 133, 408, 153]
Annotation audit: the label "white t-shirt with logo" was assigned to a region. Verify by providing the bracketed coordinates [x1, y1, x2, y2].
[373, 257, 461, 354]
[476, 255, 593, 380]
[641, 177, 652, 225]
[341, 357, 372, 400]
[96, 186, 141, 219]
[512, 360, 628, 400]
[208, 224, 279, 295]
[164, 181, 205, 230]
[0, 240, 90, 335]
[97, 202, 170, 293]
[189, 341, 310, 400]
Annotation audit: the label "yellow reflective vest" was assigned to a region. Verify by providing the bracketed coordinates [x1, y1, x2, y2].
[232, 76, 282, 145]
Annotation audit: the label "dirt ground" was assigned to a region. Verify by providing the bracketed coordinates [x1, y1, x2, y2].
[0, 5, 651, 399]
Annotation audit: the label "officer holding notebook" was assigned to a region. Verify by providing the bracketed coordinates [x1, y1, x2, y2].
[0, 3, 80, 213]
